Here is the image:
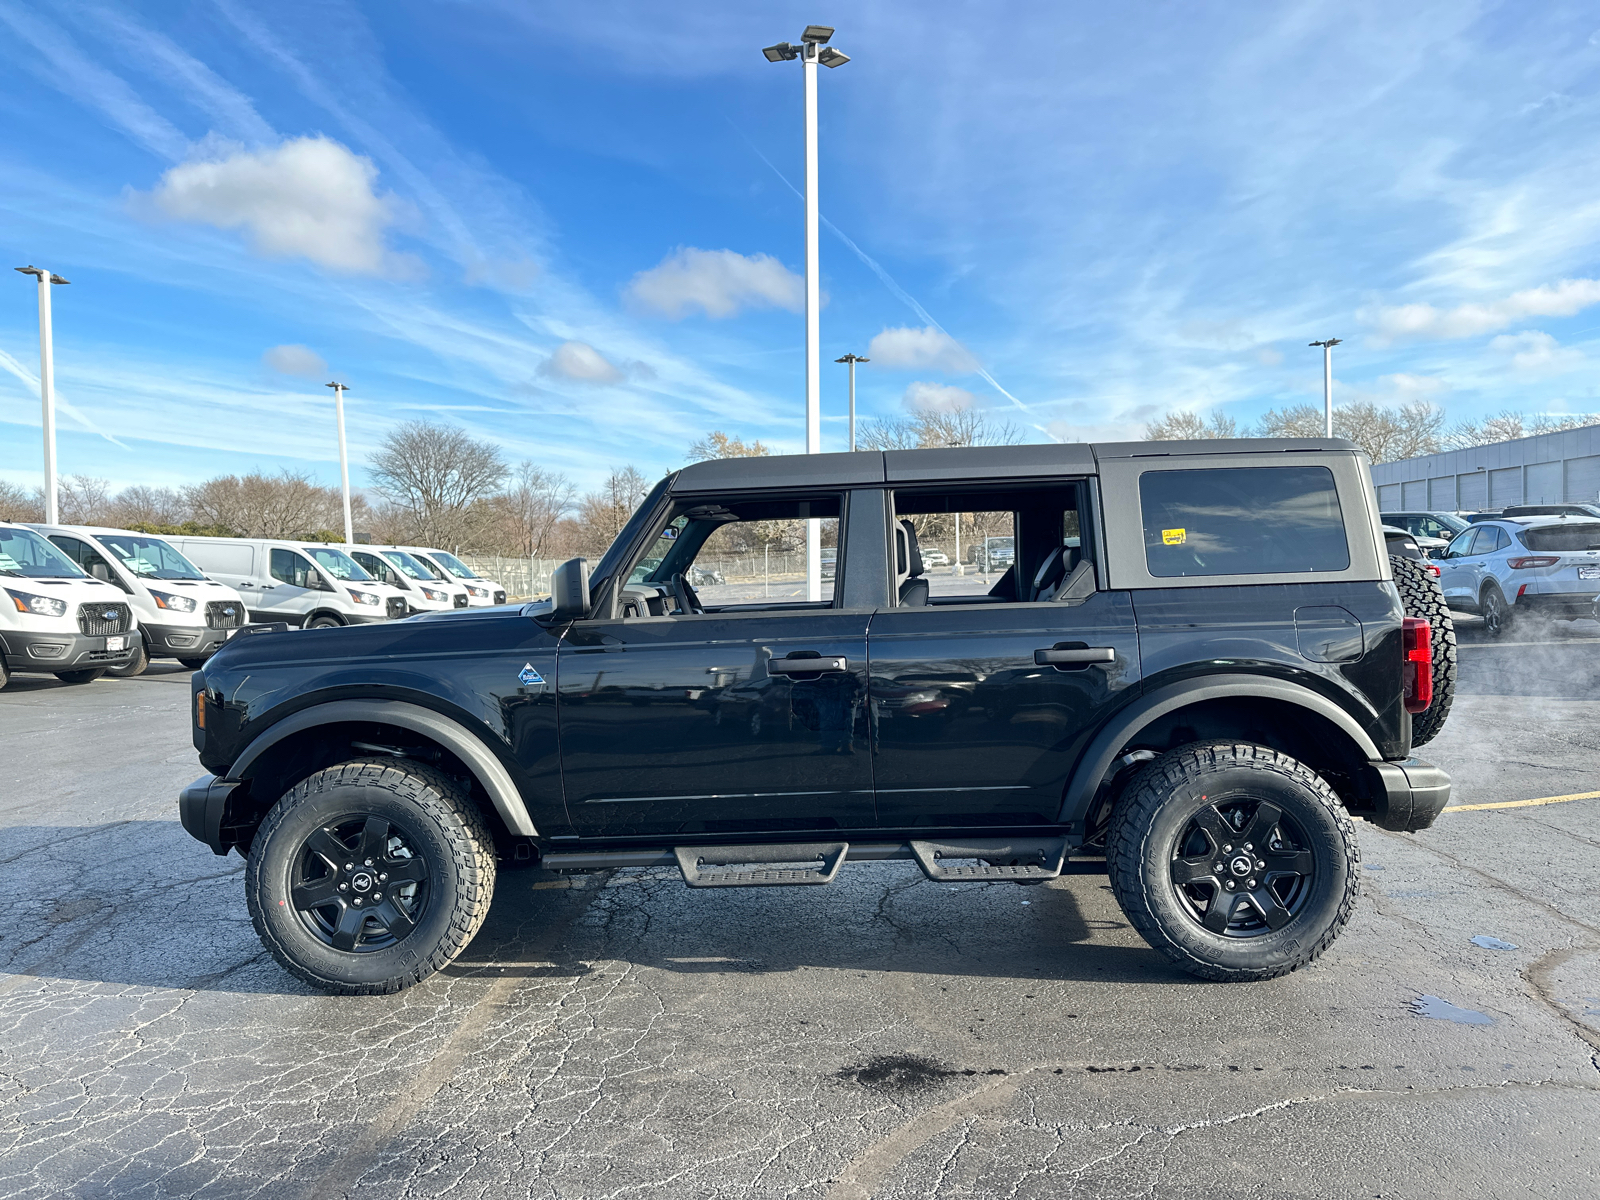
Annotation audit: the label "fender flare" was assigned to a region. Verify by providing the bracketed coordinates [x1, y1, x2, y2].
[1058, 674, 1382, 823]
[231, 699, 536, 836]
[304, 609, 347, 627]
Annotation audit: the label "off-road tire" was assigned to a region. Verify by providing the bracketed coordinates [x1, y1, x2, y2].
[106, 642, 150, 678]
[54, 669, 105, 684]
[246, 757, 496, 995]
[1108, 742, 1360, 982]
[1389, 553, 1456, 747]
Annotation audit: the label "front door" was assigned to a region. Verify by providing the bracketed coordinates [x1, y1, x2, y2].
[262, 549, 320, 624]
[1437, 527, 1487, 608]
[868, 482, 1140, 830]
[555, 490, 874, 838]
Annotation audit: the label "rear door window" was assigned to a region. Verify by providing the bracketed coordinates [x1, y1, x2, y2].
[1139, 466, 1350, 578]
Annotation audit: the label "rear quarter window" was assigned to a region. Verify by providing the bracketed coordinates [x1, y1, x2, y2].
[1520, 523, 1600, 552]
[1140, 465, 1351, 578]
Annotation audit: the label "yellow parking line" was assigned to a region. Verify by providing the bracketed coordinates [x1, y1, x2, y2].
[1443, 790, 1600, 812]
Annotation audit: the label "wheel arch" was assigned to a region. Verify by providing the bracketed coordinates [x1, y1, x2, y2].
[230, 700, 536, 844]
[305, 608, 348, 626]
[1060, 676, 1382, 828]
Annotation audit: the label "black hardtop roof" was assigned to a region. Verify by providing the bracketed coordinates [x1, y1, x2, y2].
[668, 437, 1358, 493]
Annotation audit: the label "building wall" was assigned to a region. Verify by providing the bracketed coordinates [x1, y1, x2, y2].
[1370, 425, 1600, 512]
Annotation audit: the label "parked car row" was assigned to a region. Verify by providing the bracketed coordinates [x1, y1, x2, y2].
[0, 519, 509, 687]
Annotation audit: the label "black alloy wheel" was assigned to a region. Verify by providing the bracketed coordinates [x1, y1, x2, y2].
[289, 814, 431, 952]
[1482, 586, 1512, 638]
[1167, 798, 1316, 937]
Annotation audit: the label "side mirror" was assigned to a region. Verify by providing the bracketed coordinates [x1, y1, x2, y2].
[550, 557, 591, 620]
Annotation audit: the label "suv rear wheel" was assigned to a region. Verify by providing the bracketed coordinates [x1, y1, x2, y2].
[1481, 585, 1513, 638]
[246, 758, 496, 995]
[1108, 742, 1360, 982]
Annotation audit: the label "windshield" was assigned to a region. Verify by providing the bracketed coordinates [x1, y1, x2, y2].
[303, 547, 373, 581]
[1520, 523, 1600, 552]
[383, 549, 440, 580]
[98, 533, 206, 580]
[0, 526, 86, 578]
[425, 550, 478, 579]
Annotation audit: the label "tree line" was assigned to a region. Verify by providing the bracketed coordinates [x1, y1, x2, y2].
[1145, 402, 1600, 463]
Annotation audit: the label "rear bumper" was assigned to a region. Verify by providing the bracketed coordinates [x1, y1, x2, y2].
[178, 773, 242, 855]
[1514, 590, 1600, 617]
[1, 627, 141, 671]
[1362, 757, 1452, 832]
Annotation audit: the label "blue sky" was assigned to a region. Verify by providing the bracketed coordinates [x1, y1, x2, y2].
[4, 1, 1600, 496]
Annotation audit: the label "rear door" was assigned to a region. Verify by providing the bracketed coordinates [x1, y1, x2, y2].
[867, 481, 1141, 830]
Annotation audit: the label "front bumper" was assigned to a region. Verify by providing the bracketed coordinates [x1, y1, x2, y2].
[142, 621, 238, 658]
[179, 773, 242, 855]
[1, 627, 141, 671]
[1362, 757, 1452, 832]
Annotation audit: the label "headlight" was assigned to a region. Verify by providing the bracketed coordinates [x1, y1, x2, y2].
[6, 589, 69, 618]
[347, 589, 381, 606]
[466, 584, 489, 597]
[421, 587, 447, 601]
[150, 589, 198, 613]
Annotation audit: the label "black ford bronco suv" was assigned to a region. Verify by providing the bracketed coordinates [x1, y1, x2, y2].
[179, 439, 1453, 994]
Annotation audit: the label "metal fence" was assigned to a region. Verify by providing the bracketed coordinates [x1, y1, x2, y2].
[457, 556, 565, 601]
[456, 551, 856, 602]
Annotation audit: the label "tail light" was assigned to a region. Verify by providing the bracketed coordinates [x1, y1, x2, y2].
[1402, 617, 1432, 714]
[1424, 561, 1441, 577]
[1507, 556, 1559, 569]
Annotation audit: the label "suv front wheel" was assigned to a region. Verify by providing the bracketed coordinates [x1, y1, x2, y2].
[246, 758, 496, 994]
[1108, 742, 1360, 982]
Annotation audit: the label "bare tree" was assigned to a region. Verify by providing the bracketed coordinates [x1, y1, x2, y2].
[0, 480, 44, 522]
[687, 431, 770, 461]
[489, 461, 576, 556]
[859, 407, 1023, 451]
[109, 485, 186, 528]
[368, 421, 508, 547]
[185, 470, 361, 539]
[1145, 411, 1239, 440]
[1446, 410, 1600, 450]
[56, 476, 114, 524]
[570, 466, 650, 557]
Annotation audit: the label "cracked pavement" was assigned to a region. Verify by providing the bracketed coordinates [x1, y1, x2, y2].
[2, 625, 1598, 1199]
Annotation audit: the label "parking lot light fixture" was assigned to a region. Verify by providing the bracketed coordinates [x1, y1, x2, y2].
[764, 24, 852, 600]
[1309, 338, 1342, 438]
[835, 353, 868, 451]
[15, 266, 70, 524]
[325, 381, 354, 546]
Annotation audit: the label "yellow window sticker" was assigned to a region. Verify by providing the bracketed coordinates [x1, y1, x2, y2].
[1162, 528, 1186, 546]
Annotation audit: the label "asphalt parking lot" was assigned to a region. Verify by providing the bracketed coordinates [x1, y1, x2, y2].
[3, 617, 1598, 1199]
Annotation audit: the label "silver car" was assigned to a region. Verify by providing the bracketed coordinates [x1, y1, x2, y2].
[1436, 516, 1600, 636]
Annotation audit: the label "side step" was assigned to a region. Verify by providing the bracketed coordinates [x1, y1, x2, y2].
[674, 842, 849, 888]
[909, 838, 1068, 883]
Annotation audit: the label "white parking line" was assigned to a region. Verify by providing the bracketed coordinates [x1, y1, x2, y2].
[1457, 638, 1600, 648]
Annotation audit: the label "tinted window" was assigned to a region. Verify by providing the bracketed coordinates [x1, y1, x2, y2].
[48, 535, 90, 565]
[270, 549, 315, 588]
[1521, 523, 1600, 552]
[1444, 530, 1476, 558]
[1140, 466, 1350, 578]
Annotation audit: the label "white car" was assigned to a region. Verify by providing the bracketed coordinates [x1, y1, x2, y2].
[1, 521, 141, 687]
[395, 547, 507, 607]
[920, 548, 950, 568]
[169, 536, 411, 628]
[350, 547, 470, 614]
[31, 523, 248, 674]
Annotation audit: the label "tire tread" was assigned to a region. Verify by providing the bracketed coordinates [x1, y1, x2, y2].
[1389, 553, 1456, 747]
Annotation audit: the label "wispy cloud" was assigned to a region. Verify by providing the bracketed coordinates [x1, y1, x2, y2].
[1361, 279, 1600, 344]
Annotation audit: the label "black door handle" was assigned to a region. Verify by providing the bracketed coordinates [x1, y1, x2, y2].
[768, 656, 849, 675]
[1034, 647, 1116, 666]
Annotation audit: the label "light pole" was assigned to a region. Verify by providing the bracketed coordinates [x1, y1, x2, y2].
[764, 24, 850, 600]
[835, 353, 868, 451]
[325, 381, 354, 545]
[15, 266, 69, 524]
[1309, 338, 1341, 438]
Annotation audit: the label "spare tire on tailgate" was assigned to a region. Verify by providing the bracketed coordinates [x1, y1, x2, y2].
[1390, 553, 1455, 747]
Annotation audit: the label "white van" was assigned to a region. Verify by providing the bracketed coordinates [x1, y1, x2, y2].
[31, 523, 248, 676]
[168, 537, 410, 628]
[394, 546, 508, 606]
[348, 546, 469, 614]
[0, 521, 141, 687]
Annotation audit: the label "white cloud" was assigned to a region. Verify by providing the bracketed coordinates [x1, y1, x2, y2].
[867, 326, 979, 373]
[1361, 278, 1600, 343]
[1489, 330, 1584, 374]
[903, 381, 976, 412]
[139, 136, 411, 276]
[262, 344, 328, 379]
[1377, 372, 1449, 398]
[540, 341, 623, 383]
[626, 248, 803, 319]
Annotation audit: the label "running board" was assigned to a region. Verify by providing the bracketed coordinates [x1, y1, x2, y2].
[673, 842, 849, 888]
[909, 838, 1069, 882]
